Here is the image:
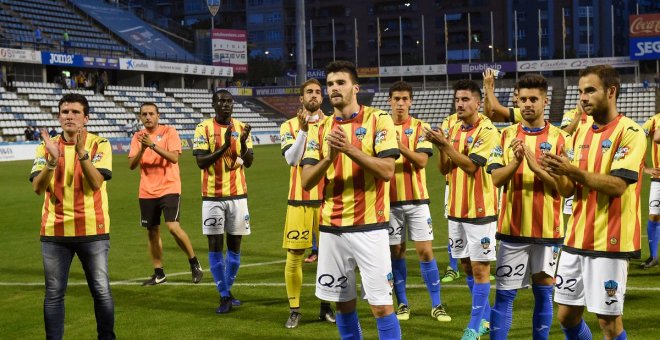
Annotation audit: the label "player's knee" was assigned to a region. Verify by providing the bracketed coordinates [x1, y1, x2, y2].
[207, 234, 223, 252]
[287, 249, 305, 255]
[336, 300, 357, 314]
[390, 244, 405, 258]
[531, 272, 554, 285]
[147, 226, 159, 237]
[557, 305, 582, 327]
[596, 314, 621, 334]
[369, 304, 394, 318]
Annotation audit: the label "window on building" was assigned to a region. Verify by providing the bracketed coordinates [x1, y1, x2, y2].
[247, 14, 263, 24]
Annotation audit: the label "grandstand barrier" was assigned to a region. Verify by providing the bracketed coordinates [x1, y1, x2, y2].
[0, 131, 280, 162]
[0, 141, 39, 161]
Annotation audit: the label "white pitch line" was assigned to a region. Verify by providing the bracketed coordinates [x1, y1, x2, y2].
[2, 281, 660, 292]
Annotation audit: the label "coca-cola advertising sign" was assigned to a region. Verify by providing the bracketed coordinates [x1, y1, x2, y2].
[629, 14, 660, 38]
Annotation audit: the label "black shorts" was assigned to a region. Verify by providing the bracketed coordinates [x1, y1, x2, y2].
[139, 194, 180, 228]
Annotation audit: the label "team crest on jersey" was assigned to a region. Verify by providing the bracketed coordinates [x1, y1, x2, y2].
[375, 129, 387, 144]
[404, 128, 413, 137]
[610, 237, 618, 245]
[232, 131, 239, 139]
[156, 135, 162, 141]
[92, 153, 103, 164]
[480, 237, 491, 249]
[193, 136, 207, 147]
[490, 145, 504, 158]
[355, 127, 367, 141]
[306, 140, 320, 151]
[565, 148, 575, 161]
[644, 128, 650, 136]
[280, 132, 293, 146]
[601, 139, 612, 153]
[613, 147, 629, 161]
[540, 141, 552, 154]
[467, 136, 474, 144]
[604, 280, 618, 297]
[34, 156, 47, 166]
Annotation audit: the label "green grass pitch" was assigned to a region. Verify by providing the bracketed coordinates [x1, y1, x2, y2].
[0, 143, 658, 339]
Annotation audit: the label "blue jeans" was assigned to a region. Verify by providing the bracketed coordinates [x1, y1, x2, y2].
[42, 240, 115, 340]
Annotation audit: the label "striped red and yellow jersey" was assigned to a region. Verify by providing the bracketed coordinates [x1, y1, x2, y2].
[560, 108, 593, 130]
[193, 117, 253, 200]
[280, 116, 323, 206]
[564, 114, 646, 258]
[390, 116, 433, 205]
[441, 113, 459, 136]
[487, 123, 570, 244]
[446, 117, 500, 223]
[30, 133, 112, 242]
[301, 106, 400, 232]
[643, 113, 660, 181]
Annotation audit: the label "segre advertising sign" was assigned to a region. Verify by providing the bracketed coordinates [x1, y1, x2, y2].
[629, 14, 660, 60]
[212, 29, 248, 74]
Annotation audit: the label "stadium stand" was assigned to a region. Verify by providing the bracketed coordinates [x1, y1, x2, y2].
[0, 0, 128, 56]
[166, 88, 280, 133]
[370, 87, 553, 128]
[70, 0, 197, 62]
[0, 82, 655, 142]
[564, 83, 656, 121]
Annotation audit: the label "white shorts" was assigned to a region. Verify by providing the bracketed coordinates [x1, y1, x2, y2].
[448, 220, 497, 261]
[388, 204, 433, 245]
[553, 251, 628, 316]
[315, 229, 394, 306]
[563, 195, 574, 215]
[495, 241, 560, 290]
[444, 184, 449, 219]
[650, 182, 660, 216]
[201, 199, 251, 236]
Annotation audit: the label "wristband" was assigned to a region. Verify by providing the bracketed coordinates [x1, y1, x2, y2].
[78, 152, 89, 161]
[149, 143, 156, 149]
[46, 161, 57, 170]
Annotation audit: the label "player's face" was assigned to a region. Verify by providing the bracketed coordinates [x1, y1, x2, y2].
[300, 83, 322, 112]
[454, 90, 480, 121]
[212, 92, 234, 121]
[517, 88, 547, 124]
[139, 105, 159, 130]
[389, 91, 412, 117]
[512, 89, 519, 108]
[326, 71, 358, 110]
[578, 73, 612, 117]
[58, 102, 88, 133]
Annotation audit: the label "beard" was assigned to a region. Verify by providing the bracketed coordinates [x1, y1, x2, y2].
[304, 100, 320, 112]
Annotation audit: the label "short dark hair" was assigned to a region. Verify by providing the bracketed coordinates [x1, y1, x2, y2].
[58, 93, 89, 116]
[325, 60, 359, 84]
[299, 78, 322, 96]
[388, 80, 413, 99]
[139, 102, 159, 113]
[453, 79, 482, 100]
[212, 89, 233, 103]
[579, 65, 620, 99]
[515, 74, 548, 94]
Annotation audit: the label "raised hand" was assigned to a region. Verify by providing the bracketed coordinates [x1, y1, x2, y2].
[40, 129, 60, 162]
[75, 127, 87, 156]
[240, 124, 252, 143]
[296, 107, 309, 132]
